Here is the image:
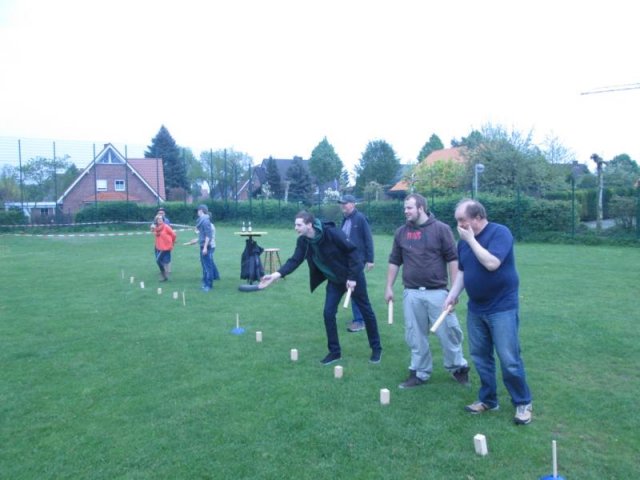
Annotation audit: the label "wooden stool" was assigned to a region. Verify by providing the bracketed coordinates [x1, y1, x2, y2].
[262, 248, 282, 274]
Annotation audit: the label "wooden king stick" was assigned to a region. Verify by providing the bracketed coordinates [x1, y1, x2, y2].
[430, 305, 452, 333]
[343, 288, 352, 309]
[388, 300, 394, 324]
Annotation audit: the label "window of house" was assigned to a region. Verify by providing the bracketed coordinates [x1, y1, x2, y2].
[115, 180, 125, 191]
[96, 179, 107, 191]
[40, 208, 49, 216]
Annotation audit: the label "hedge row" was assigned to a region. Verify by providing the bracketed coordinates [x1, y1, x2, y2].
[72, 196, 574, 240]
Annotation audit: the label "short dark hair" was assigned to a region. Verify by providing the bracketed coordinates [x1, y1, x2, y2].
[405, 193, 428, 212]
[457, 198, 487, 220]
[295, 210, 315, 225]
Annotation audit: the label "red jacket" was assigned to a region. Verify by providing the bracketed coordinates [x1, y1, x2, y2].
[154, 224, 176, 251]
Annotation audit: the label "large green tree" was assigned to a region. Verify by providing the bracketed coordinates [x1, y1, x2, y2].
[286, 158, 313, 204]
[464, 125, 556, 197]
[21, 155, 73, 202]
[264, 157, 283, 199]
[199, 148, 252, 200]
[308, 137, 343, 191]
[413, 159, 467, 196]
[145, 126, 189, 192]
[605, 153, 639, 188]
[417, 133, 444, 162]
[354, 140, 400, 195]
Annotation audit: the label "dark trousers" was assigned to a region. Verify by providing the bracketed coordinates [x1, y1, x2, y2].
[323, 273, 382, 354]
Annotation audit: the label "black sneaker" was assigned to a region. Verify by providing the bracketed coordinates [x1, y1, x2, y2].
[398, 370, 427, 389]
[452, 365, 470, 385]
[320, 352, 341, 365]
[369, 350, 382, 364]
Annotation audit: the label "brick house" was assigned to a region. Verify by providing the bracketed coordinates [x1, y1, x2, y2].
[58, 143, 166, 216]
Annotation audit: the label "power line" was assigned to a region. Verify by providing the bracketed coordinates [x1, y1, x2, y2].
[580, 82, 640, 95]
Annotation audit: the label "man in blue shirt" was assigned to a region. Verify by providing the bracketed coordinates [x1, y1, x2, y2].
[445, 199, 533, 425]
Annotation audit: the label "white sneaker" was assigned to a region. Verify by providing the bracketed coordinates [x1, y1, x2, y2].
[514, 403, 533, 425]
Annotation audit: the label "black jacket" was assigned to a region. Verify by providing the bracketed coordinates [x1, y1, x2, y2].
[341, 209, 374, 263]
[278, 221, 363, 292]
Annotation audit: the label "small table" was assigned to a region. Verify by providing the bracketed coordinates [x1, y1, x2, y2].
[233, 231, 268, 240]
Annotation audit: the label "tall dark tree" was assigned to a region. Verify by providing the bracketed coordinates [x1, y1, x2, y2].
[309, 137, 343, 191]
[286, 158, 313, 204]
[354, 140, 400, 195]
[265, 157, 282, 199]
[417, 133, 444, 162]
[145, 125, 189, 192]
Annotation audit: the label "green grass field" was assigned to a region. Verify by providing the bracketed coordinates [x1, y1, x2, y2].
[1, 226, 638, 479]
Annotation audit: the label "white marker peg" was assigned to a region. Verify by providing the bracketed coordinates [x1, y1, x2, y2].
[173, 291, 179, 300]
[334, 365, 343, 379]
[290, 348, 299, 361]
[130, 276, 134, 284]
[388, 300, 394, 324]
[182, 291, 186, 306]
[140, 281, 145, 289]
[256, 331, 263, 342]
[343, 288, 352, 309]
[430, 305, 452, 333]
[157, 287, 162, 295]
[121, 270, 124, 279]
[380, 388, 390, 405]
[474, 433, 488, 456]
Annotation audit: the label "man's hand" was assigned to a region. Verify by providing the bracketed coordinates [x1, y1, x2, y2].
[365, 262, 374, 272]
[346, 280, 356, 291]
[259, 272, 281, 289]
[457, 225, 475, 243]
[384, 286, 394, 303]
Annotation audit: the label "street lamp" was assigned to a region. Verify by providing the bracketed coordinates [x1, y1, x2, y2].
[473, 163, 485, 199]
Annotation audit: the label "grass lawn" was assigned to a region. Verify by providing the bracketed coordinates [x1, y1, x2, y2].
[1, 226, 638, 479]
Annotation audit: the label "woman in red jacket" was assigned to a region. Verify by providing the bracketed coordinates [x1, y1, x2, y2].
[153, 214, 177, 281]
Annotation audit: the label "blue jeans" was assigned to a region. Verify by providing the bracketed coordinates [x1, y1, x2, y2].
[351, 303, 364, 325]
[200, 246, 219, 288]
[323, 274, 382, 355]
[466, 308, 532, 407]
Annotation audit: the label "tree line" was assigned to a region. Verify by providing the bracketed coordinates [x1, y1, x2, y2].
[2, 124, 638, 215]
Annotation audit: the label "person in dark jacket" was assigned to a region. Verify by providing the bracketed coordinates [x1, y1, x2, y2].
[339, 194, 374, 333]
[259, 211, 382, 365]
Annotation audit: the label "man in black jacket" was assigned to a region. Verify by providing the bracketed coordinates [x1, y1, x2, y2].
[259, 211, 383, 365]
[339, 194, 375, 333]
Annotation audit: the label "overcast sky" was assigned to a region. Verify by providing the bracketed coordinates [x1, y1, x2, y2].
[1, 0, 639, 172]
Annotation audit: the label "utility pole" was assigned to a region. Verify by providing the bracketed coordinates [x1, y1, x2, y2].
[591, 154, 606, 232]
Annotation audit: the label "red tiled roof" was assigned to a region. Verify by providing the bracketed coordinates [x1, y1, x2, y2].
[422, 147, 466, 165]
[128, 158, 165, 198]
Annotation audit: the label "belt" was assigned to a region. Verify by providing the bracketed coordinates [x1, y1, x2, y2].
[405, 286, 444, 291]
